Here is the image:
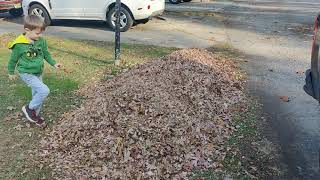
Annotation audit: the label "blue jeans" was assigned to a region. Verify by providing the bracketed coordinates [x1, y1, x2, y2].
[20, 73, 50, 115]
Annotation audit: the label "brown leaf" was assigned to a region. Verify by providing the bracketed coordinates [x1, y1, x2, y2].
[280, 96, 290, 102]
[13, 125, 23, 131]
[296, 71, 304, 75]
[7, 106, 16, 111]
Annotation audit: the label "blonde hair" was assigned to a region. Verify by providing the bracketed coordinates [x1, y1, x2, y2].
[24, 15, 46, 31]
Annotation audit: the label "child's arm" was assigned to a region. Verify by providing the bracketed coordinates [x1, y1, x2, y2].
[7, 45, 22, 76]
[42, 39, 57, 66]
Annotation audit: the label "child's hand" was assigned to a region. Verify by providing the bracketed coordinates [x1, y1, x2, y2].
[54, 63, 62, 69]
[8, 74, 17, 81]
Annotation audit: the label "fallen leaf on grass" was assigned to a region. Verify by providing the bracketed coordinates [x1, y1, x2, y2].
[62, 68, 72, 74]
[27, 132, 32, 137]
[26, 123, 31, 128]
[13, 124, 23, 131]
[4, 112, 22, 121]
[6, 106, 16, 111]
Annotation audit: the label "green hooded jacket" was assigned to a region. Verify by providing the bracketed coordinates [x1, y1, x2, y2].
[7, 34, 56, 75]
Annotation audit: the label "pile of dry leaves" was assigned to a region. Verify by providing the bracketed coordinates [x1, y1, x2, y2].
[39, 49, 246, 179]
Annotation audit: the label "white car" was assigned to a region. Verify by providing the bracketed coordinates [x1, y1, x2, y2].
[22, 0, 165, 32]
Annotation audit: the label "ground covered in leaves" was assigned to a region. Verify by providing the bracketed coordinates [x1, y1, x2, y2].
[38, 49, 246, 179]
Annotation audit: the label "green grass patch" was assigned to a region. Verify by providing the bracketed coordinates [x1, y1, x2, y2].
[0, 34, 176, 179]
[222, 100, 262, 179]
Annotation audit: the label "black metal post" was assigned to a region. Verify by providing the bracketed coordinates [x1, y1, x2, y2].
[115, 0, 121, 65]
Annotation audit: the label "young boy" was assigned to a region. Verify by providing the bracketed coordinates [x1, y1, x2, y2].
[7, 15, 61, 126]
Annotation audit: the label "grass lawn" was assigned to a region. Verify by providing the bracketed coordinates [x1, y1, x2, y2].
[0, 34, 176, 179]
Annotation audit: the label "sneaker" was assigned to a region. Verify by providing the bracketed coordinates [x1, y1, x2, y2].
[22, 105, 38, 123]
[35, 116, 46, 126]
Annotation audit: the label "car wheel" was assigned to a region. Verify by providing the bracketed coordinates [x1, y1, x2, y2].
[29, 4, 51, 26]
[107, 7, 133, 32]
[169, 0, 181, 4]
[9, 8, 23, 17]
[183, 0, 192, 2]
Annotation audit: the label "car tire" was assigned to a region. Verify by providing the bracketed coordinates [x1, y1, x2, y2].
[107, 6, 133, 32]
[29, 4, 51, 26]
[183, 0, 192, 2]
[9, 8, 23, 17]
[169, 0, 181, 4]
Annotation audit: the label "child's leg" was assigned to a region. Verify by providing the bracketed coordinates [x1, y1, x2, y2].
[20, 73, 50, 114]
[32, 76, 44, 115]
